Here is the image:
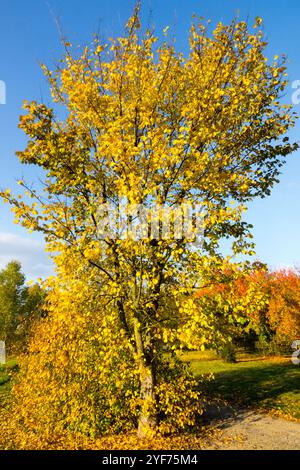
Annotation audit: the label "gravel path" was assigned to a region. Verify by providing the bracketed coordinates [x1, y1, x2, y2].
[204, 404, 300, 450]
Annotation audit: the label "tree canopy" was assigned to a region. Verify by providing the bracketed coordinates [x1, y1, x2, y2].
[0, 261, 45, 350]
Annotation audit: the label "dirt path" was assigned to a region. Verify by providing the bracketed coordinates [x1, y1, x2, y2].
[204, 404, 300, 450]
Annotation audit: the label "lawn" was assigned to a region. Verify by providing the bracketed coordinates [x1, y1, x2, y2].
[183, 350, 300, 420]
[0, 358, 18, 407]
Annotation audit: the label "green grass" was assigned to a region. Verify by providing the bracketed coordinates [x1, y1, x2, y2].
[0, 358, 18, 406]
[183, 350, 300, 420]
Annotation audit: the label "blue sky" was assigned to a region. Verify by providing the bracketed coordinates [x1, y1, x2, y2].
[0, 0, 300, 279]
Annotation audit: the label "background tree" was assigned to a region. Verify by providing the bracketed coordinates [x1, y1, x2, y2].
[0, 261, 26, 345]
[194, 262, 270, 361]
[196, 265, 300, 357]
[268, 268, 300, 350]
[0, 261, 45, 352]
[23, 282, 46, 319]
[17, 282, 46, 350]
[2, 7, 298, 437]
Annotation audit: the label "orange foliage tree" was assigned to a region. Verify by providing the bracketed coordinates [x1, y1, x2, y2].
[196, 265, 300, 355]
[268, 269, 300, 348]
[194, 262, 270, 356]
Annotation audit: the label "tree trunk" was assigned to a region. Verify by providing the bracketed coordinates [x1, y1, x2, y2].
[133, 318, 157, 438]
[137, 361, 156, 439]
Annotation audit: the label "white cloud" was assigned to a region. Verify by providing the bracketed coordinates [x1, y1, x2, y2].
[0, 232, 54, 281]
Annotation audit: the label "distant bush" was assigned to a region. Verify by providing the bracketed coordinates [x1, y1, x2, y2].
[217, 343, 237, 363]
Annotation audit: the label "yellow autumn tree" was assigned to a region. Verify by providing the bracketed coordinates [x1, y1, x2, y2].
[10, 250, 200, 445]
[2, 6, 298, 438]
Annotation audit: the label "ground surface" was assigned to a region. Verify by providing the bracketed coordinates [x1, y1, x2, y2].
[203, 403, 300, 450]
[1, 353, 299, 449]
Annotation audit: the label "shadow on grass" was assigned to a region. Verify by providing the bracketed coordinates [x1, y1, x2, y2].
[199, 361, 300, 418]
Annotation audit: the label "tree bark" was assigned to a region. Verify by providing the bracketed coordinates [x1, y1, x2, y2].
[133, 318, 157, 438]
[137, 360, 156, 439]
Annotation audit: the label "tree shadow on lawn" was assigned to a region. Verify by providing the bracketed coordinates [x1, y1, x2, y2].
[200, 361, 300, 418]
